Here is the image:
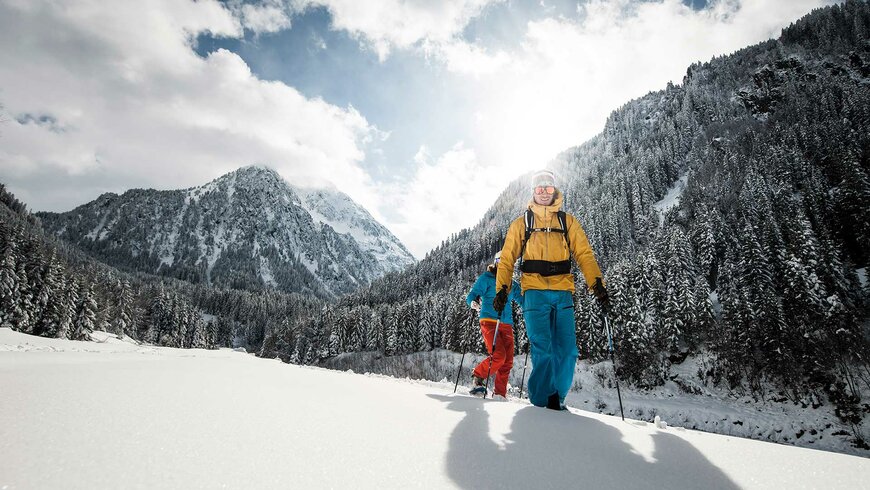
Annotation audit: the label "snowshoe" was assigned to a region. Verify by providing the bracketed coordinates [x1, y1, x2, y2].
[468, 375, 485, 397]
[469, 386, 487, 397]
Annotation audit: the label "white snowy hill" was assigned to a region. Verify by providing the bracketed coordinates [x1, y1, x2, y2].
[1, 327, 867, 490]
[36, 165, 415, 298]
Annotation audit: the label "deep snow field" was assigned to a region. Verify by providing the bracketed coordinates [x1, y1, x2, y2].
[1, 327, 868, 489]
[324, 345, 870, 457]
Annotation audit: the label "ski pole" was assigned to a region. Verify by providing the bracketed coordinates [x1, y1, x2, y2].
[483, 319, 500, 399]
[517, 344, 529, 399]
[454, 311, 477, 393]
[603, 311, 625, 421]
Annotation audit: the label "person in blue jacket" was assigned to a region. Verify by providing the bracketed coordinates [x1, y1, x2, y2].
[465, 251, 523, 399]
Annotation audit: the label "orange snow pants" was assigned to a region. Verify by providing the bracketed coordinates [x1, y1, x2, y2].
[472, 318, 515, 396]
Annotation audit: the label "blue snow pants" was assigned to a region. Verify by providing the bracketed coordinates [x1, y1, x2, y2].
[523, 290, 578, 407]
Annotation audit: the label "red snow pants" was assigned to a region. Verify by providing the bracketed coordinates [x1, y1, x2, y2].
[472, 318, 515, 396]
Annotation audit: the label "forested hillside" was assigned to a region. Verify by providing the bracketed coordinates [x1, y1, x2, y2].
[0, 183, 319, 350]
[261, 1, 870, 438]
[37, 166, 415, 299]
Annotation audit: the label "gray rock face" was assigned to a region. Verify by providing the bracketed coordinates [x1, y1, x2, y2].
[38, 166, 415, 298]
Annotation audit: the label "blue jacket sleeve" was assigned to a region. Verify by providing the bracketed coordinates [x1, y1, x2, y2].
[466, 275, 485, 307]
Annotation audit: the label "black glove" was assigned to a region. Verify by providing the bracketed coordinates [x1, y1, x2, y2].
[593, 277, 611, 312]
[493, 285, 508, 314]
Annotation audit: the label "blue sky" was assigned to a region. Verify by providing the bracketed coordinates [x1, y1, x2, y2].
[0, 0, 835, 257]
[193, 0, 709, 186]
[195, 6, 456, 185]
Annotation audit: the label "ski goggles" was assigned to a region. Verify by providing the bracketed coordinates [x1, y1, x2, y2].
[534, 185, 555, 195]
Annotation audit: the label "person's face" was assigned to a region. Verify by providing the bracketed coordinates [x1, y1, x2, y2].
[533, 185, 555, 205]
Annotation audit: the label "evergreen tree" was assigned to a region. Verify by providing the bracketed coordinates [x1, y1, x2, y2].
[0, 231, 21, 328]
[112, 279, 135, 339]
[384, 306, 398, 356]
[71, 279, 97, 341]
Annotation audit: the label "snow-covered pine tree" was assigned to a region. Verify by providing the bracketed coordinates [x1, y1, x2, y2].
[0, 224, 20, 328]
[71, 279, 98, 341]
[607, 259, 661, 385]
[573, 288, 602, 361]
[10, 249, 34, 333]
[367, 308, 384, 352]
[185, 304, 208, 348]
[383, 305, 399, 356]
[111, 279, 135, 339]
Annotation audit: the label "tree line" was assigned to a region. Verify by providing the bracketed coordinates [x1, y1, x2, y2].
[259, 1, 870, 440]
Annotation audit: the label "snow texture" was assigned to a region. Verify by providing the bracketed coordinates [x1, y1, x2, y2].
[37, 165, 415, 298]
[652, 173, 689, 224]
[323, 349, 869, 457]
[1, 328, 868, 489]
[293, 184, 415, 272]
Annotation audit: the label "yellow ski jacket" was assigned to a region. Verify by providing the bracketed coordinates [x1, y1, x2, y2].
[495, 192, 603, 295]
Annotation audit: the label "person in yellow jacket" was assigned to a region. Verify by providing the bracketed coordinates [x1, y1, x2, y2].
[492, 170, 609, 410]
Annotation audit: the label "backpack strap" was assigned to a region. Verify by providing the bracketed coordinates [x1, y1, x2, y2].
[518, 209, 534, 266]
[517, 209, 573, 276]
[557, 211, 571, 252]
[526, 214, 568, 238]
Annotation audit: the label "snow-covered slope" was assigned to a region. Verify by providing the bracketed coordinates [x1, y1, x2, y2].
[1, 328, 866, 489]
[36, 165, 415, 298]
[294, 185, 414, 272]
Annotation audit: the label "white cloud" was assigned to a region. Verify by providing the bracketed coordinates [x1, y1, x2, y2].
[236, 1, 294, 34]
[386, 143, 503, 257]
[0, 0, 840, 260]
[0, 0, 378, 215]
[306, 0, 835, 168]
[418, 0, 837, 211]
[436, 39, 511, 76]
[301, 0, 503, 61]
[364, 0, 834, 257]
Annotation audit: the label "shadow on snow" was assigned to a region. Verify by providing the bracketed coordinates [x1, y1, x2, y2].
[428, 394, 739, 490]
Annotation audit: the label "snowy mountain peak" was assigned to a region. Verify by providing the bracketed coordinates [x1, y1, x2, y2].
[224, 164, 284, 187]
[37, 167, 416, 298]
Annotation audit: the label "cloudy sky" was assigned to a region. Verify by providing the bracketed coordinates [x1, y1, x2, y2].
[0, 0, 835, 257]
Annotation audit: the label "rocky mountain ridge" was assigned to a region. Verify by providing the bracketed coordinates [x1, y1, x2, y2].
[37, 165, 415, 298]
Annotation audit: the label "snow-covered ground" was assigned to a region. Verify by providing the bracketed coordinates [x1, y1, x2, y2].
[566, 355, 869, 457]
[324, 348, 870, 457]
[652, 172, 689, 224]
[1, 328, 868, 489]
